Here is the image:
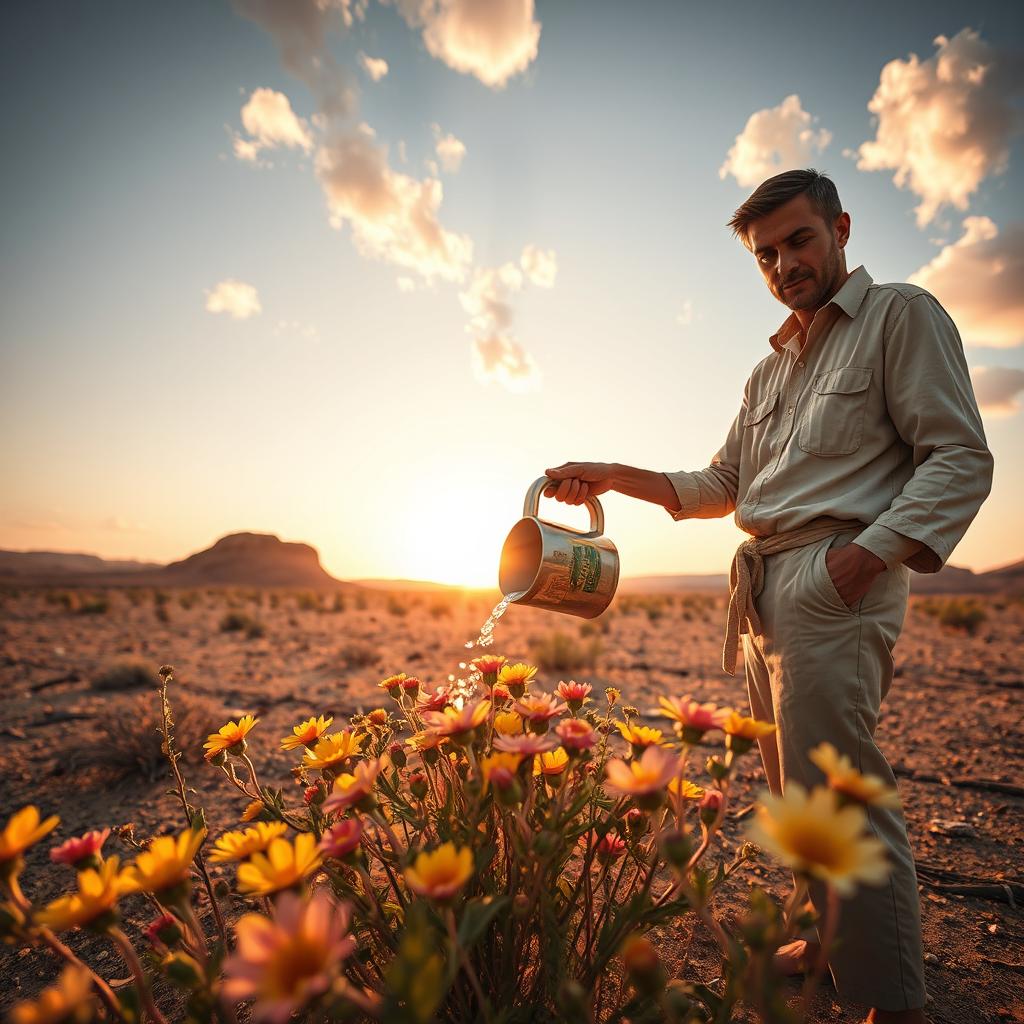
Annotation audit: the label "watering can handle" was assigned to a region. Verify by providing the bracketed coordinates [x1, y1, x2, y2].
[524, 477, 605, 537]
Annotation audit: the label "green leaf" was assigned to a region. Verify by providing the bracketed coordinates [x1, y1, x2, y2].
[381, 902, 450, 1024]
[457, 895, 510, 952]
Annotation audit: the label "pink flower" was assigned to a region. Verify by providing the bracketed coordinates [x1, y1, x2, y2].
[512, 691, 568, 724]
[657, 696, 732, 738]
[222, 891, 356, 1023]
[555, 718, 597, 751]
[493, 733, 559, 756]
[556, 680, 592, 706]
[318, 819, 363, 860]
[581, 829, 627, 862]
[416, 686, 453, 714]
[604, 746, 682, 799]
[400, 676, 422, 693]
[322, 759, 383, 814]
[420, 699, 491, 739]
[49, 828, 110, 868]
[144, 912, 182, 947]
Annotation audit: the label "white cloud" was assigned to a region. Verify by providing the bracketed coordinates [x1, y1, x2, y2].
[908, 217, 1024, 348]
[719, 95, 831, 187]
[520, 244, 557, 287]
[315, 126, 474, 283]
[205, 279, 262, 320]
[234, 87, 314, 162]
[358, 52, 389, 81]
[460, 262, 541, 390]
[855, 29, 1022, 228]
[391, 0, 541, 88]
[970, 366, 1024, 416]
[432, 124, 467, 172]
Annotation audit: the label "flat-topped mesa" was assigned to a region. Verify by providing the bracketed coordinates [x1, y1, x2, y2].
[158, 531, 341, 588]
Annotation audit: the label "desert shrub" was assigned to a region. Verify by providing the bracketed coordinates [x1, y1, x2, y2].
[66, 688, 219, 783]
[90, 660, 154, 692]
[386, 595, 408, 617]
[76, 595, 110, 615]
[296, 591, 322, 612]
[428, 598, 452, 619]
[338, 640, 379, 669]
[153, 590, 169, 607]
[937, 598, 987, 635]
[530, 629, 602, 672]
[155, 604, 171, 624]
[178, 590, 199, 610]
[219, 612, 264, 638]
[331, 592, 347, 613]
[355, 592, 369, 611]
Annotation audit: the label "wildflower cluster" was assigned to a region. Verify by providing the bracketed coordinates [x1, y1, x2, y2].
[2, 658, 897, 1024]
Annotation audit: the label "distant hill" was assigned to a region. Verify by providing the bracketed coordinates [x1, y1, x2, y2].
[0, 533, 358, 590]
[353, 578, 488, 592]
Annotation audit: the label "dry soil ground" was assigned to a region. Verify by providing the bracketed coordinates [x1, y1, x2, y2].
[0, 585, 1021, 1022]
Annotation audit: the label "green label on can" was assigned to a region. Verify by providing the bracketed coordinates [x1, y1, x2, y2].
[569, 542, 602, 594]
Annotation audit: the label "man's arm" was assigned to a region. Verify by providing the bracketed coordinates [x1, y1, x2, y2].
[853, 292, 994, 573]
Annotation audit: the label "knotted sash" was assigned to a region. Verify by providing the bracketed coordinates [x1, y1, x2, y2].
[722, 517, 863, 674]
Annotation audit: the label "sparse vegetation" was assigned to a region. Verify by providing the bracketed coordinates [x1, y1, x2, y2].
[529, 628, 602, 672]
[428, 598, 452, 619]
[90, 659, 154, 691]
[338, 640, 379, 669]
[917, 596, 988, 636]
[76, 594, 110, 615]
[386, 595, 408, 617]
[219, 611, 265, 638]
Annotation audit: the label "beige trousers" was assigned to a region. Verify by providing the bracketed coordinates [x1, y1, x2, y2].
[741, 529, 927, 1012]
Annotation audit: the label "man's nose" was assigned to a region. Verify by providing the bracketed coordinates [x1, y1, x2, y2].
[778, 250, 801, 283]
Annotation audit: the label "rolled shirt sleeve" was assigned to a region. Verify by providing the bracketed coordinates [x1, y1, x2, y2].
[853, 294, 994, 572]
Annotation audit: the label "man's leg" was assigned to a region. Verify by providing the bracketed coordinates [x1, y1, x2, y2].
[754, 535, 927, 1013]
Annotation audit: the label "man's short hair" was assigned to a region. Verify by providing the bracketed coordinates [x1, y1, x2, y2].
[727, 169, 842, 251]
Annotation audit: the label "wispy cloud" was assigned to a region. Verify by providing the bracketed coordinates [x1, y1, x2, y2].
[908, 217, 1023, 348]
[719, 95, 831, 188]
[971, 366, 1024, 416]
[520, 244, 557, 288]
[233, 87, 314, 162]
[433, 123, 466, 172]
[853, 28, 1022, 228]
[205, 279, 262, 319]
[358, 52, 389, 81]
[390, 0, 541, 89]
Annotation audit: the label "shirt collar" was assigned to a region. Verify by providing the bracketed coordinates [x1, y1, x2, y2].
[768, 265, 873, 353]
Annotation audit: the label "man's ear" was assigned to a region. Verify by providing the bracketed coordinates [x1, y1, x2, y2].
[835, 212, 851, 249]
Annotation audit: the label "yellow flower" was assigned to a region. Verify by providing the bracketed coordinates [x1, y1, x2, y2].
[222, 891, 356, 1023]
[480, 751, 523, 786]
[126, 829, 206, 897]
[301, 731, 365, 772]
[746, 783, 890, 896]
[405, 842, 473, 902]
[241, 800, 265, 823]
[36, 858, 136, 932]
[204, 714, 259, 759]
[0, 806, 59, 865]
[493, 711, 523, 735]
[7, 965, 95, 1024]
[497, 663, 538, 687]
[534, 747, 570, 777]
[421, 699, 491, 740]
[406, 730, 448, 752]
[281, 716, 333, 751]
[616, 722, 666, 749]
[667, 778, 705, 800]
[722, 712, 777, 741]
[378, 672, 409, 692]
[237, 833, 323, 897]
[809, 743, 902, 809]
[209, 823, 289, 863]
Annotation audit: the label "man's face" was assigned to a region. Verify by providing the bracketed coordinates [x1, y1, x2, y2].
[747, 193, 850, 313]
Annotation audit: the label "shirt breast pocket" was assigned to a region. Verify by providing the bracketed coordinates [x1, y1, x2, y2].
[797, 366, 873, 457]
[743, 390, 779, 430]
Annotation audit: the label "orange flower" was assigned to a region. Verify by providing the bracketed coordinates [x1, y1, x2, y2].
[281, 716, 333, 752]
[420, 699, 491, 741]
[204, 715, 259, 759]
[809, 743, 902, 809]
[722, 712, 777, 751]
[0, 806, 60, 866]
[470, 655, 508, 675]
[301, 731, 364, 773]
[617, 722, 666, 750]
[378, 673, 409, 694]
[533, 748, 570, 777]
[604, 746, 681, 807]
[322, 759, 383, 814]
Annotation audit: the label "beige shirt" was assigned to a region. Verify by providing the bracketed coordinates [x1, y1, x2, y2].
[663, 265, 994, 573]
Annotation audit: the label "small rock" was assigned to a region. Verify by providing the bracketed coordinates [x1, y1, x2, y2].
[928, 818, 976, 838]
[923, 952, 939, 964]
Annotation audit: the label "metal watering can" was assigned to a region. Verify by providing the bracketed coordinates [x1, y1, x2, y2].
[498, 476, 620, 619]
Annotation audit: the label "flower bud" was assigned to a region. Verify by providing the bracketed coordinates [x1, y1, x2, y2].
[534, 830, 559, 856]
[422, 746, 441, 767]
[512, 893, 531, 918]
[508, 682, 526, 699]
[162, 951, 203, 988]
[699, 789, 725, 826]
[625, 807, 648, 837]
[726, 732, 755, 756]
[660, 828, 692, 868]
[621, 934, 665, 996]
[705, 755, 730, 782]
[206, 749, 228, 767]
[388, 742, 407, 769]
[409, 771, 429, 800]
[304, 781, 326, 806]
[145, 913, 182, 948]
[491, 767, 523, 806]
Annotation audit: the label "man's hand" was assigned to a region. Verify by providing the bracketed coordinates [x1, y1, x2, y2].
[824, 543, 886, 608]
[543, 463, 618, 505]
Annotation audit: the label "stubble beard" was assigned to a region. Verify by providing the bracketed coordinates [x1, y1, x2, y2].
[782, 241, 844, 312]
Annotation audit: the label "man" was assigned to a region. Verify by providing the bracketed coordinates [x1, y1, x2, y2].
[542, 168, 993, 1024]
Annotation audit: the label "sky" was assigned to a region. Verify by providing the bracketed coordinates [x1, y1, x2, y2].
[1, 0, 1022, 588]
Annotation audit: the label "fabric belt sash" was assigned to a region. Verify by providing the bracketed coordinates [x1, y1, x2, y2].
[722, 517, 863, 674]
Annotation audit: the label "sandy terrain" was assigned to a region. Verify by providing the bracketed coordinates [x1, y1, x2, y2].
[0, 585, 1021, 1022]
